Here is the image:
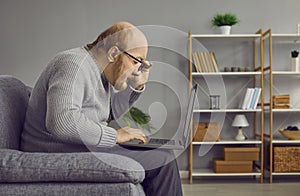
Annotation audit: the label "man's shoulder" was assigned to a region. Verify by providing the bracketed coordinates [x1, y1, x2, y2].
[47, 47, 90, 71]
[54, 47, 87, 62]
[46, 47, 99, 83]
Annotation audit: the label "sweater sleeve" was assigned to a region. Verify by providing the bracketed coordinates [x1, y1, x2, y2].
[45, 54, 117, 147]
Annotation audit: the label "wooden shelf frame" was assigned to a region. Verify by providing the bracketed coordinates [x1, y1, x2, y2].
[264, 31, 300, 184]
[188, 29, 265, 184]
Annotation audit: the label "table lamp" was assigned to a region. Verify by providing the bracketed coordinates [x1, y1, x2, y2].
[232, 114, 249, 141]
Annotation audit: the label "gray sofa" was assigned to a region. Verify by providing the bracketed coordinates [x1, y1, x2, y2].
[0, 75, 145, 196]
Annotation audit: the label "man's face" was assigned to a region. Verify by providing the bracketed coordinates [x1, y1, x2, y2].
[113, 46, 148, 91]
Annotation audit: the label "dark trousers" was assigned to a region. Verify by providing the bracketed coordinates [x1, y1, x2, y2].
[92, 145, 183, 196]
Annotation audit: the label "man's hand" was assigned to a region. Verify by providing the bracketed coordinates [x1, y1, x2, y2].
[128, 61, 152, 90]
[116, 127, 148, 144]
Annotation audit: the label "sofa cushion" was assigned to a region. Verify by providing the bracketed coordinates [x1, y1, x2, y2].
[0, 75, 30, 149]
[0, 149, 145, 184]
[0, 182, 145, 196]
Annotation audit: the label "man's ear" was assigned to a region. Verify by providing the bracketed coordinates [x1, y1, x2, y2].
[107, 46, 120, 62]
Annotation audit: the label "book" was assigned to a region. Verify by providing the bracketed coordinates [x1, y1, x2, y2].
[272, 94, 290, 109]
[245, 88, 255, 109]
[192, 53, 201, 72]
[272, 95, 290, 104]
[204, 52, 214, 72]
[252, 88, 261, 109]
[273, 104, 290, 109]
[241, 88, 261, 110]
[249, 88, 261, 109]
[210, 52, 219, 72]
[193, 52, 201, 72]
[199, 52, 208, 72]
[192, 52, 219, 72]
[249, 88, 257, 109]
[241, 88, 253, 110]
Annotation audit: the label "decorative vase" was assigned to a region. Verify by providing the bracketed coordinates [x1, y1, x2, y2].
[235, 128, 246, 141]
[291, 57, 299, 72]
[219, 25, 231, 35]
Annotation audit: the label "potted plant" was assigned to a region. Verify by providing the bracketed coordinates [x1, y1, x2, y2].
[291, 50, 299, 72]
[211, 13, 239, 35]
[122, 106, 154, 133]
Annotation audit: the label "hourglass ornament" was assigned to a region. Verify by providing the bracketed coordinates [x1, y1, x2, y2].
[209, 95, 220, 110]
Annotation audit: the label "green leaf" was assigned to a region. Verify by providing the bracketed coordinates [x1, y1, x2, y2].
[211, 13, 239, 27]
[121, 106, 155, 133]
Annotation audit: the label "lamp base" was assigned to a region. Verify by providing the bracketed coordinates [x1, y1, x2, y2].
[235, 128, 246, 141]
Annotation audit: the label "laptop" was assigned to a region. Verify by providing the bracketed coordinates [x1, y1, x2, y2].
[121, 84, 197, 150]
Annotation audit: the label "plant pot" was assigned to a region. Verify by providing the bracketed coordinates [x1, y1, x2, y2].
[219, 26, 231, 35]
[291, 57, 299, 72]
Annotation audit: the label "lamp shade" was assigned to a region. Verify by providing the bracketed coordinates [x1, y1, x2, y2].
[232, 114, 249, 127]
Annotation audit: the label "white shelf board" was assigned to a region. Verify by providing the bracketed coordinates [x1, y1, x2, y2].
[272, 109, 300, 112]
[272, 33, 300, 37]
[192, 169, 261, 177]
[192, 72, 261, 76]
[272, 34, 300, 42]
[272, 172, 300, 176]
[193, 109, 262, 113]
[272, 139, 300, 144]
[192, 139, 262, 145]
[191, 34, 260, 38]
[272, 71, 300, 75]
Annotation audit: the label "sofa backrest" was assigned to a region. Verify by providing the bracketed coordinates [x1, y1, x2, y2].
[0, 75, 30, 150]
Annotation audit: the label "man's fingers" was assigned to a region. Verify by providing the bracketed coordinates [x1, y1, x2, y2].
[128, 127, 145, 135]
[144, 61, 152, 69]
[127, 128, 147, 143]
[138, 135, 148, 144]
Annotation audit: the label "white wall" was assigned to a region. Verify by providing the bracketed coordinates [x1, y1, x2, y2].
[1, 0, 300, 170]
[2, 0, 300, 86]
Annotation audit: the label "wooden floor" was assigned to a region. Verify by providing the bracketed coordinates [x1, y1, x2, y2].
[181, 177, 300, 196]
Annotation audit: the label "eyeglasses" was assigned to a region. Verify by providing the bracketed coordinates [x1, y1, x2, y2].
[122, 50, 151, 71]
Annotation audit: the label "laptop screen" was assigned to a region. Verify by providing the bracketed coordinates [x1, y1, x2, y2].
[181, 84, 197, 148]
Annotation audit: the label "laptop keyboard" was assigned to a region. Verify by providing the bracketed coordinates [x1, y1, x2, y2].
[148, 138, 176, 145]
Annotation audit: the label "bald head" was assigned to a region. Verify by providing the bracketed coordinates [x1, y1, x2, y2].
[87, 21, 148, 52]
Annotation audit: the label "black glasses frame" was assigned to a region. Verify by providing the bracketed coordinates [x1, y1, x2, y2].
[122, 51, 148, 71]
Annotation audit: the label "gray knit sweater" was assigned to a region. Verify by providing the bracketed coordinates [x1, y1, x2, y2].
[21, 47, 141, 152]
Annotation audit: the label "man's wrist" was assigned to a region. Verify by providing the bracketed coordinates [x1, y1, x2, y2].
[136, 84, 145, 90]
[129, 84, 145, 93]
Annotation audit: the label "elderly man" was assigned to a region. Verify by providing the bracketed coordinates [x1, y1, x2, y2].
[21, 22, 183, 195]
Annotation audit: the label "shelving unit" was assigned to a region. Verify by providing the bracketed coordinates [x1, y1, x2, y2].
[188, 30, 265, 184]
[263, 31, 300, 183]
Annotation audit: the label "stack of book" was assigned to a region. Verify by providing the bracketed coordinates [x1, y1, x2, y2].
[273, 95, 290, 109]
[240, 88, 262, 110]
[192, 52, 219, 72]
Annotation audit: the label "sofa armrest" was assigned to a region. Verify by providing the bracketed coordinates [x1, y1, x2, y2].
[0, 149, 145, 184]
